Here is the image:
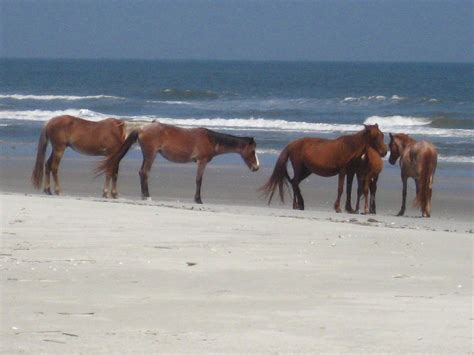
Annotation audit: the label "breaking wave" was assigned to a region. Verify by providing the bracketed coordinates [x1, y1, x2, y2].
[0, 109, 472, 138]
[0, 94, 124, 101]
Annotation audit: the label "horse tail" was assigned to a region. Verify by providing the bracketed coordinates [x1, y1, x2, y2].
[95, 129, 140, 176]
[31, 126, 49, 189]
[259, 146, 291, 204]
[415, 149, 437, 211]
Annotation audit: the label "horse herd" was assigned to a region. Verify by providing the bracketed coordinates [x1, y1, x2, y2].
[31, 115, 438, 217]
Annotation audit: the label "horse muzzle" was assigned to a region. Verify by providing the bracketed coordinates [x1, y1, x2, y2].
[250, 164, 260, 172]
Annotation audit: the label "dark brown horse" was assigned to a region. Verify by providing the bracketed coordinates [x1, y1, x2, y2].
[32, 115, 132, 197]
[388, 133, 438, 217]
[96, 121, 260, 203]
[346, 146, 384, 214]
[260, 124, 387, 212]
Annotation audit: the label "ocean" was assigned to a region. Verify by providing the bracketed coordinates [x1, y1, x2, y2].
[0, 59, 472, 175]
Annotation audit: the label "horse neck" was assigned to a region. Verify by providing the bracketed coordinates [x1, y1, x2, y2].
[343, 131, 368, 161]
[207, 130, 246, 156]
[398, 135, 417, 154]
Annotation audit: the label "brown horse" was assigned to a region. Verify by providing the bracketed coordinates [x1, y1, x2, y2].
[32, 115, 132, 197]
[96, 121, 260, 203]
[346, 146, 384, 214]
[388, 133, 438, 217]
[260, 124, 387, 212]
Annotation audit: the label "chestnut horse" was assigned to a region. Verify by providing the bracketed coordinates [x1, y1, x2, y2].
[96, 121, 260, 203]
[346, 146, 384, 214]
[32, 115, 133, 197]
[388, 133, 437, 217]
[260, 124, 387, 212]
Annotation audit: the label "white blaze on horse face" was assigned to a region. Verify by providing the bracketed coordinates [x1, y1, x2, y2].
[253, 152, 260, 171]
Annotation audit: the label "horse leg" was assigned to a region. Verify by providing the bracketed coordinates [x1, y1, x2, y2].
[139, 149, 157, 200]
[363, 176, 370, 215]
[50, 147, 65, 195]
[291, 164, 310, 210]
[345, 171, 356, 213]
[355, 174, 363, 213]
[369, 175, 378, 214]
[334, 172, 345, 213]
[194, 159, 209, 204]
[397, 175, 408, 216]
[43, 151, 54, 195]
[110, 165, 119, 199]
[102, 174, 111, 198]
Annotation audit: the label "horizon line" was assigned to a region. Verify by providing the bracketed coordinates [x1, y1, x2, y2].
[1, 57, 473, 65]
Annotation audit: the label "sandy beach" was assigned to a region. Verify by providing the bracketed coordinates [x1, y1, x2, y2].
[0, 156, 473, 353]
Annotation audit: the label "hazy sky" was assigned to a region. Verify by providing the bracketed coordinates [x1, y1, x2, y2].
[1, 0, 472, 62]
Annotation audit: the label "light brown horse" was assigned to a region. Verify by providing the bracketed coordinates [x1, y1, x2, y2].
[32, 115, 131, 197]
[346, 146, 384, 214]
[388, 133, 438, 217]
[260, 124, 387, 212]
[96, 121, 260, 203]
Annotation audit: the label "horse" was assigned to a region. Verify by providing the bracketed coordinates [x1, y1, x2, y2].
[388, 133, 437, 217]
[345, 146, 384, 214]
[95, 121, 260, 203]
[32, 115, 135, 198]
[259, 124, 387, 212]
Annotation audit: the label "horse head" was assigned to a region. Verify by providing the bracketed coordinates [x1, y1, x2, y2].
[364, 124, 388, 157]
[241, 138, 260, 172]
[388, 132, 404, 165]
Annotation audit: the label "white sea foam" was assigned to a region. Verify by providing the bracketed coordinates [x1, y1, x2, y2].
[0, 109, 109, 122]
[365, 115, 432, 127]
[0, 94, 123, 101]
[364, 115, 473, 138]
[437, 155, 474, 164]
[0, 109, 472, 138]
[146, 100, 193, 105]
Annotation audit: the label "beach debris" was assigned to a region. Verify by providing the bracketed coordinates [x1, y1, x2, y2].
[367, 218, 379, 223]
[393, 274, 410, 279]
[43, 339, 66, 344]
[62, 332, 79, 337]
[186, 262, 197, 267]
[11, 326, 18, 330]
[457, 284, 463, 288]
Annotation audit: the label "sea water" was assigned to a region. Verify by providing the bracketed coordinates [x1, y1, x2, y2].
[0, 59, 472, 175]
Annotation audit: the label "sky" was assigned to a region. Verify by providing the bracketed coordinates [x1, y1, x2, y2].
[0, 0, 472, 63]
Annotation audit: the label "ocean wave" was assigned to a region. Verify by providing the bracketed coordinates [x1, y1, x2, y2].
[342, 95, 405, 103]
[1, 109, 472, 138]
[0, 94, 124, 101]
[146, 100, 193, 105]
[364, 115, 473, 137]
[365, 115, 432, 127]
[157, 88, 218, 100]
[0, 109, 109, 121]
[437, 155, 474, 164]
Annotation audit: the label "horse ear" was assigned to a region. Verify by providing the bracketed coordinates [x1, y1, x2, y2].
[249, 137, 255, 145]
[389, 132, 393, 139]
[364, 124, 369, 131]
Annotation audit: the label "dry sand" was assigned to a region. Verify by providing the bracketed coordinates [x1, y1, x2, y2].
[0, 156, 473, 353]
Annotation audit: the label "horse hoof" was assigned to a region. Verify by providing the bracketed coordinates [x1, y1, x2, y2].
[44, 189, 52, 195]
[335, 208, 342, 213]
[102, 192, 109, 198]
[396, 212, 404, 217]
[142, 196, 152, 201]
[195, 199, 203, 204]
[111, 194, 118, 199]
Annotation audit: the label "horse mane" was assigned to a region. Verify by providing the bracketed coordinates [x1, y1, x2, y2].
[338, 128, 367, 152]
[205, 129, 253, 148]
[395, 133, 417, 148]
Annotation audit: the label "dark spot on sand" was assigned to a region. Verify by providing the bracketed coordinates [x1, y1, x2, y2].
[186, 262, 197, 267]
